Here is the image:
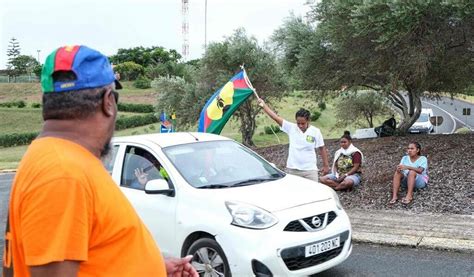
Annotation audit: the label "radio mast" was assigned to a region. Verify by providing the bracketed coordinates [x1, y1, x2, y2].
[182, 0, 190, 61]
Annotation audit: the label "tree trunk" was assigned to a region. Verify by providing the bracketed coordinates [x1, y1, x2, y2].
[397, 89, 422, 133]
[239, 102, 256, 147]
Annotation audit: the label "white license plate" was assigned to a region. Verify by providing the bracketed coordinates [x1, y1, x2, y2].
[304, 237, 340, 257]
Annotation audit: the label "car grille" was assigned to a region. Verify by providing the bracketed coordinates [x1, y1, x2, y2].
[283, 211, 337, 232]
[280, 230, 350, 271]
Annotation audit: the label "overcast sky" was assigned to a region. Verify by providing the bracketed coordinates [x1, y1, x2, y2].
[0, 0, 311, 67]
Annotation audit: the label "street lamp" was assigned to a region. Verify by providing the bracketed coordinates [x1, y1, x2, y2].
[37, 50, 41, 63]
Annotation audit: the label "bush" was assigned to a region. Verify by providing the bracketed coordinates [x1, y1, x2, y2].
[117, 103, 154, 113]
[31, 103, 41, 108]
[133, 75, 151, 89]
[115, 113, 159, 130]
[311, 111, 321, 121]
[318, 102, 326, 111]
[113, 62, 145, 81]
[0, 101, 27, 108]
[17, 100, 26, 108]
[0, 132, 39, 147]
[264, 125, 282, 135]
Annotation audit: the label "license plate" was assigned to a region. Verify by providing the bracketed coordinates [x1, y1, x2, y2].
[304, 237, 340, 257]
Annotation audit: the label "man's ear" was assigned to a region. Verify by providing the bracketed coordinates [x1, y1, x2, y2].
[101, 89, 116, 117]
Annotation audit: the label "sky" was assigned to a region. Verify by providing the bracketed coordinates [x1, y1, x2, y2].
[0, 0, 311, 68]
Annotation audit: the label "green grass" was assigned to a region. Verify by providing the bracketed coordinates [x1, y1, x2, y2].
[0, 108, 44, 133]
[0, 145, 28, 170]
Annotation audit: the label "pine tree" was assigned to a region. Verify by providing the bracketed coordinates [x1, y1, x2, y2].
[6, 37, 21, 82]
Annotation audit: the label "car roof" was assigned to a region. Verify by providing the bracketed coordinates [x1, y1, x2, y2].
[112, 132, 232, 148]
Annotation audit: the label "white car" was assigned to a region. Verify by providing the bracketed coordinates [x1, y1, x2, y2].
[409, 108, 434, 134]
[104, 132, 352, 276]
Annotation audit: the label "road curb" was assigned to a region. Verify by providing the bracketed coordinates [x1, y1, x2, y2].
[0, 169, 16, 173]
[352, 231, 474, 253]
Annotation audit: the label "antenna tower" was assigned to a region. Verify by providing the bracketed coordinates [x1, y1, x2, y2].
[182, 0, 190, 61]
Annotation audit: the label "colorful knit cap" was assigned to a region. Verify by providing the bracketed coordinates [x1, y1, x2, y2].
[41, 45, 122, 93]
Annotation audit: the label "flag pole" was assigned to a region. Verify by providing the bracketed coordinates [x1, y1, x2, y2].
[240, 65, 280, 144]
[240, 64, 259, 99]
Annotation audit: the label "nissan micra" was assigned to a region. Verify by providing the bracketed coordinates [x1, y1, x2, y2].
[104, 132, 352, 276]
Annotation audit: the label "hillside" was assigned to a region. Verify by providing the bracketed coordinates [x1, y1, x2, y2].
[255, 133, 473, 215]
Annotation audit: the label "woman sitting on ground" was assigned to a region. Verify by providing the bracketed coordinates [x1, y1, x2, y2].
[389, 141, 428, 205]
[320, 131, 363, 191]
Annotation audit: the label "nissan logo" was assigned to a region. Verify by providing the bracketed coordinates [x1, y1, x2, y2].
[311, 216, 322, 228]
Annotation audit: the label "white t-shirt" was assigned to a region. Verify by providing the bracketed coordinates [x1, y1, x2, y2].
[281, 120, 325, 170]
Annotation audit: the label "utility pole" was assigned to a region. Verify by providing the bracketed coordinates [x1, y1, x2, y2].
[204, 0, 207, 50]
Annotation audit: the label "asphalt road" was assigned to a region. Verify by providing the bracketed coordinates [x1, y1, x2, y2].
[422, 96, 474, 130]
[1, 173, 473, 276]
[317, 243, 474, 277]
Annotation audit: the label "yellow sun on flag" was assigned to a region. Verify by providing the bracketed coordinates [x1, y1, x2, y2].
[206, 82, 235, 120]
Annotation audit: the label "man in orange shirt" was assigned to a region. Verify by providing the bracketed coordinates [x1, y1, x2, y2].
[3, 45, 198, 277]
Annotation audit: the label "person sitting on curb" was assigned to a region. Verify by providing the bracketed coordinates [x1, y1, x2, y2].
[389, 141, 429, 205]
[320, 131, 363, 191]
[257, 98, 330, 181]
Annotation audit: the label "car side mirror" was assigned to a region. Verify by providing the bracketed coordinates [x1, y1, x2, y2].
[145, 179, 175, 197]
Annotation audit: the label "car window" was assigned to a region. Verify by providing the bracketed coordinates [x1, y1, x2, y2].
[163, 140, 283, 188]
[102, 145, 119, 175]
[121, 146, 169, 190]
[417, 113, 430, 122]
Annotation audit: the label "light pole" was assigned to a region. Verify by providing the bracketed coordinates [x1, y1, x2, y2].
[37, 50, 41, 63]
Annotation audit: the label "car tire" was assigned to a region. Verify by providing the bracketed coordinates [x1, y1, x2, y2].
[187, 238, 231, 277]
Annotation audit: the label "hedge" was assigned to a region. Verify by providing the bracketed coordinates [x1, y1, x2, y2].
[0, 132, 39, 147]
[115, 113, 159, 130]
[117, 103, 154, 113]
[0, 114, 158, 147]
[0, 100, 27, 108]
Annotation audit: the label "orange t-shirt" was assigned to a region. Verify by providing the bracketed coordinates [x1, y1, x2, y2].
[5, 137, 166, 276]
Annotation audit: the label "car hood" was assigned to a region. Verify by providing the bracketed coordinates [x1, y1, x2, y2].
[201, 174, 334, 212]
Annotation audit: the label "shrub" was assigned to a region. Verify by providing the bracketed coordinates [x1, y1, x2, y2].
[113, 62, 145, 81]
[318, 102, 326, 111]
[115, 113, 159, 131]
[133, 75, 151, 89]
[0, 101, 27, 108]
[0, 132, 39, 147]
[31, 103, 41, 108]
[17, 100, 26, 108]
[311, 111, 321, 121]
[264, 125, 282, 135]
[117, 103, 154, 113]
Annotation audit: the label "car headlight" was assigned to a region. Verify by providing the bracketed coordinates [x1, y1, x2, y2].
[225, 201, 278, 229]
[331, 190, 343, 210]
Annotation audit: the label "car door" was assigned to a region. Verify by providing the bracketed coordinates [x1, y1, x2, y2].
[113, 142, 178, 257]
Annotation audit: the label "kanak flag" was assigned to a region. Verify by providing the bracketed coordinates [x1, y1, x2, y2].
[198, 70, 254, 134]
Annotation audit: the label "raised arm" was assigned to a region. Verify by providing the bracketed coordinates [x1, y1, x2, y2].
[257, 98, 284, 127]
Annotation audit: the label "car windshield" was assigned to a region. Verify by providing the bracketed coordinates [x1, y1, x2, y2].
[416, 113, 430, 122]
[163, 140, 284, 188]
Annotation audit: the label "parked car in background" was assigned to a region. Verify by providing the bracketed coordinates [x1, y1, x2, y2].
[104, 132, 352, 276]
[409, 108, 434, 134]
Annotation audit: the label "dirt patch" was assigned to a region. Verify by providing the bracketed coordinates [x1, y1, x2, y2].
[254, 133, 473, 215]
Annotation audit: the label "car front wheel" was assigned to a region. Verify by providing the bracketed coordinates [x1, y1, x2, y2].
[187, 238, 231, 277]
